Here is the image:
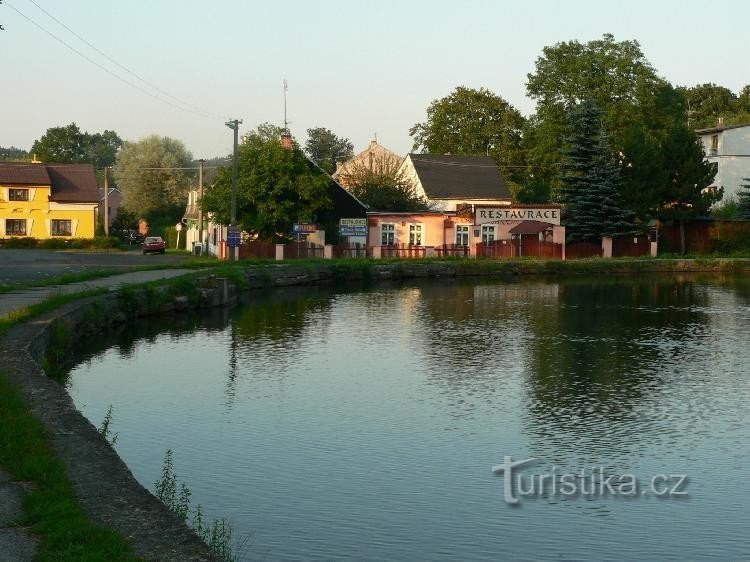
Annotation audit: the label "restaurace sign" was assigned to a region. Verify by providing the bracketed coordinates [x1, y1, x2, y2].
[475, 206, 561, 225]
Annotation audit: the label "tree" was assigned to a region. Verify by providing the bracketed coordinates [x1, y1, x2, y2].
[409, 86, 527, 190]
[558, 101, 635, 243]
[200, 125, 331, 240]
[304, 127, 354, 174]
[525, 34, 682, 208]
[113, 135, 193, 220]
[738, 179, 750, 220]
[346, 156, 428, 212]
[30, 123, 122, 167]
[0, 146, 29, 161]
[658, 124, 722, 253]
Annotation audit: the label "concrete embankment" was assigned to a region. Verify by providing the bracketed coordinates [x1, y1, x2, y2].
[1, 258, 748, 559]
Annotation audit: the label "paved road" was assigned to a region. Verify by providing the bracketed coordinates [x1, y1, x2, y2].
[0, 249, 190, 287]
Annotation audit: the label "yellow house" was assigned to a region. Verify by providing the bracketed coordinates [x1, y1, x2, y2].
[0, 163, 99, 240]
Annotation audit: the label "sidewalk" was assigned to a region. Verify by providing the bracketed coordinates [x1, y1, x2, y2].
[0, 269, 196, 319]
[0, 470, 37, 562]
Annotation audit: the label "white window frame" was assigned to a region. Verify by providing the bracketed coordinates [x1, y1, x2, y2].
[482, 225, 496, 244]
[381, 223, 395, 246]
[456, 225, 469, 246]
[408, 223, 423, 246]
[8, 188, 29, 202]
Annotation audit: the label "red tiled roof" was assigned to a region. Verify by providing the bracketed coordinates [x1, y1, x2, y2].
[508, 220, 551, 235]
[0, 163, 51, 185]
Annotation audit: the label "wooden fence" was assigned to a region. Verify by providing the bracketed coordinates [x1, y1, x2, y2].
[380, 245, 426, 258]
[435, 244, 470, 258]
[283, 242, 324, 259]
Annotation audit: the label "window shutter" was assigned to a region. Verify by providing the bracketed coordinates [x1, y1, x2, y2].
[27, 219, 34, 237]
[71, 219, 79, 236]
[46, 219, 51, 236]
[28, 188, 37, 202]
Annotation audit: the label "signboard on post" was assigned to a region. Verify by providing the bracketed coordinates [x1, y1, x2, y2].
[292, 223, 318, 234]
[338, 218, 367, 237]
[227, 226, 241, 248]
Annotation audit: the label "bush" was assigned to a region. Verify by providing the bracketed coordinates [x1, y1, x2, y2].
[3, 237, 121, 250]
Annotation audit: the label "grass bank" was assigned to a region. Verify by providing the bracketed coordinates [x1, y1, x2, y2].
[0, 371, 137, 561]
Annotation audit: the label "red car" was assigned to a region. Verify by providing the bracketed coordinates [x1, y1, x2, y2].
[142, 236, 166, 255]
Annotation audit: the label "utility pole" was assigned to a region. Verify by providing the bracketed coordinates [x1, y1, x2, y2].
[198, 158, 204, 251]
[225, 118, 242, 261]
[103, 166, 110, 236]
[283, 79, 289, 132]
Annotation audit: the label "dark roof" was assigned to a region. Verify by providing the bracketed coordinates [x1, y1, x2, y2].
[0, 162, 98, 203]
[408, 154, 511, 200]
[695, 123, 750, 135]
[0, 163, 51, 185]
[508, 220, 551, 235]
[46, 164, 99, 203]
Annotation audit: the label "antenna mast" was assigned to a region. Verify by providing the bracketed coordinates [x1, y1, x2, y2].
[283, 79, 289, 132]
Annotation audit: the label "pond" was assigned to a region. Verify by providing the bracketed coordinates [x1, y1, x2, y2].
[66, 276, 750, 560]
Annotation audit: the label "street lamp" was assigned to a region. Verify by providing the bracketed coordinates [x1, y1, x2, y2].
[225, 118, 243, 261]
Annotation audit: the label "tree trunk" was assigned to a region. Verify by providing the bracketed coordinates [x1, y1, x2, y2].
[679, 220, 686, 255]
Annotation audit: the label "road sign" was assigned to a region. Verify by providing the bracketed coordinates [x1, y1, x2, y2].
[293, 223, 318, 234]
[227, 226, 241, 248]
[339, 218, 367, 237]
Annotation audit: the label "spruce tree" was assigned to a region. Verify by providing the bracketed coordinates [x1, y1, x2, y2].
[558, 101, 635, 243]
[737, 178, 750, 220]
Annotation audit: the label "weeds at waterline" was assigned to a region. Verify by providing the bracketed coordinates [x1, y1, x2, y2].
[154, 449, 248, 562]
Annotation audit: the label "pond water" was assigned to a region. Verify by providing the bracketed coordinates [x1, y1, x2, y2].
[67, 276, 750, 561]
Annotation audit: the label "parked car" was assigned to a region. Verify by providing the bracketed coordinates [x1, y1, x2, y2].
[142, 236, 166, 255]
[122, 230, 144, 245]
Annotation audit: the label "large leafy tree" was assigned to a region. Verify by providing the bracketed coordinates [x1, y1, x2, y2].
[525, 34, 682, 209]
[409, 86, 527, 190]
[304, 127, 354, 174]
[30, 123, 122, 167]
[558, 101, 635, 243]
[677, 83, 750, 128]
[200, 125, 331, 240]
[113, 135, 193, 218]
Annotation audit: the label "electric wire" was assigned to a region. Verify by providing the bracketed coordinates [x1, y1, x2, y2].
[4, 0, 226, 120]
[24, 0, 224, 120]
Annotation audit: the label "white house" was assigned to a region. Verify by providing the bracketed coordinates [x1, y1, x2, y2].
[696, 121, 750, 202]
[397, 153, 512, 211]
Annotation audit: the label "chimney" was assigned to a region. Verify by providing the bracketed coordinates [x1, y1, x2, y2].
[280, 130, 293, 151]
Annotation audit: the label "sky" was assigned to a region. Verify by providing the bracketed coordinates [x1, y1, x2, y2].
[2, 0, 750, 160]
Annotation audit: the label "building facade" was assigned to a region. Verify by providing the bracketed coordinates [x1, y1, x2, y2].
[0, 163, 99, 240]
[696, 122, 750, 202]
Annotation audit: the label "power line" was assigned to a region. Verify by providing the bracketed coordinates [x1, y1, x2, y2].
[24, 0, 224, 120]
[4, 0, 225, 120]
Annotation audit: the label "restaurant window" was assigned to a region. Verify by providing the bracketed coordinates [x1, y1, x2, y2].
[381, 223, 395, 245]
[409, 224, 423, 246]
[51, 219, 72, 236]
[6, 219, 27, 236]
[456, 225, 469, 246]
[8, 189, 29, 201]
[482, 225, 496, 244]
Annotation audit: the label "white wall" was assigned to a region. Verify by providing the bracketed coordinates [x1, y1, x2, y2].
[699, 126, 750, 201]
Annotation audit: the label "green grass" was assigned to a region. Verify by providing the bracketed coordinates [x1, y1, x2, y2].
[0, 372, 138, 561]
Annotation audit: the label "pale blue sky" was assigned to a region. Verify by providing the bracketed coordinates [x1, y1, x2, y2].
[2, 0, 749, 159]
